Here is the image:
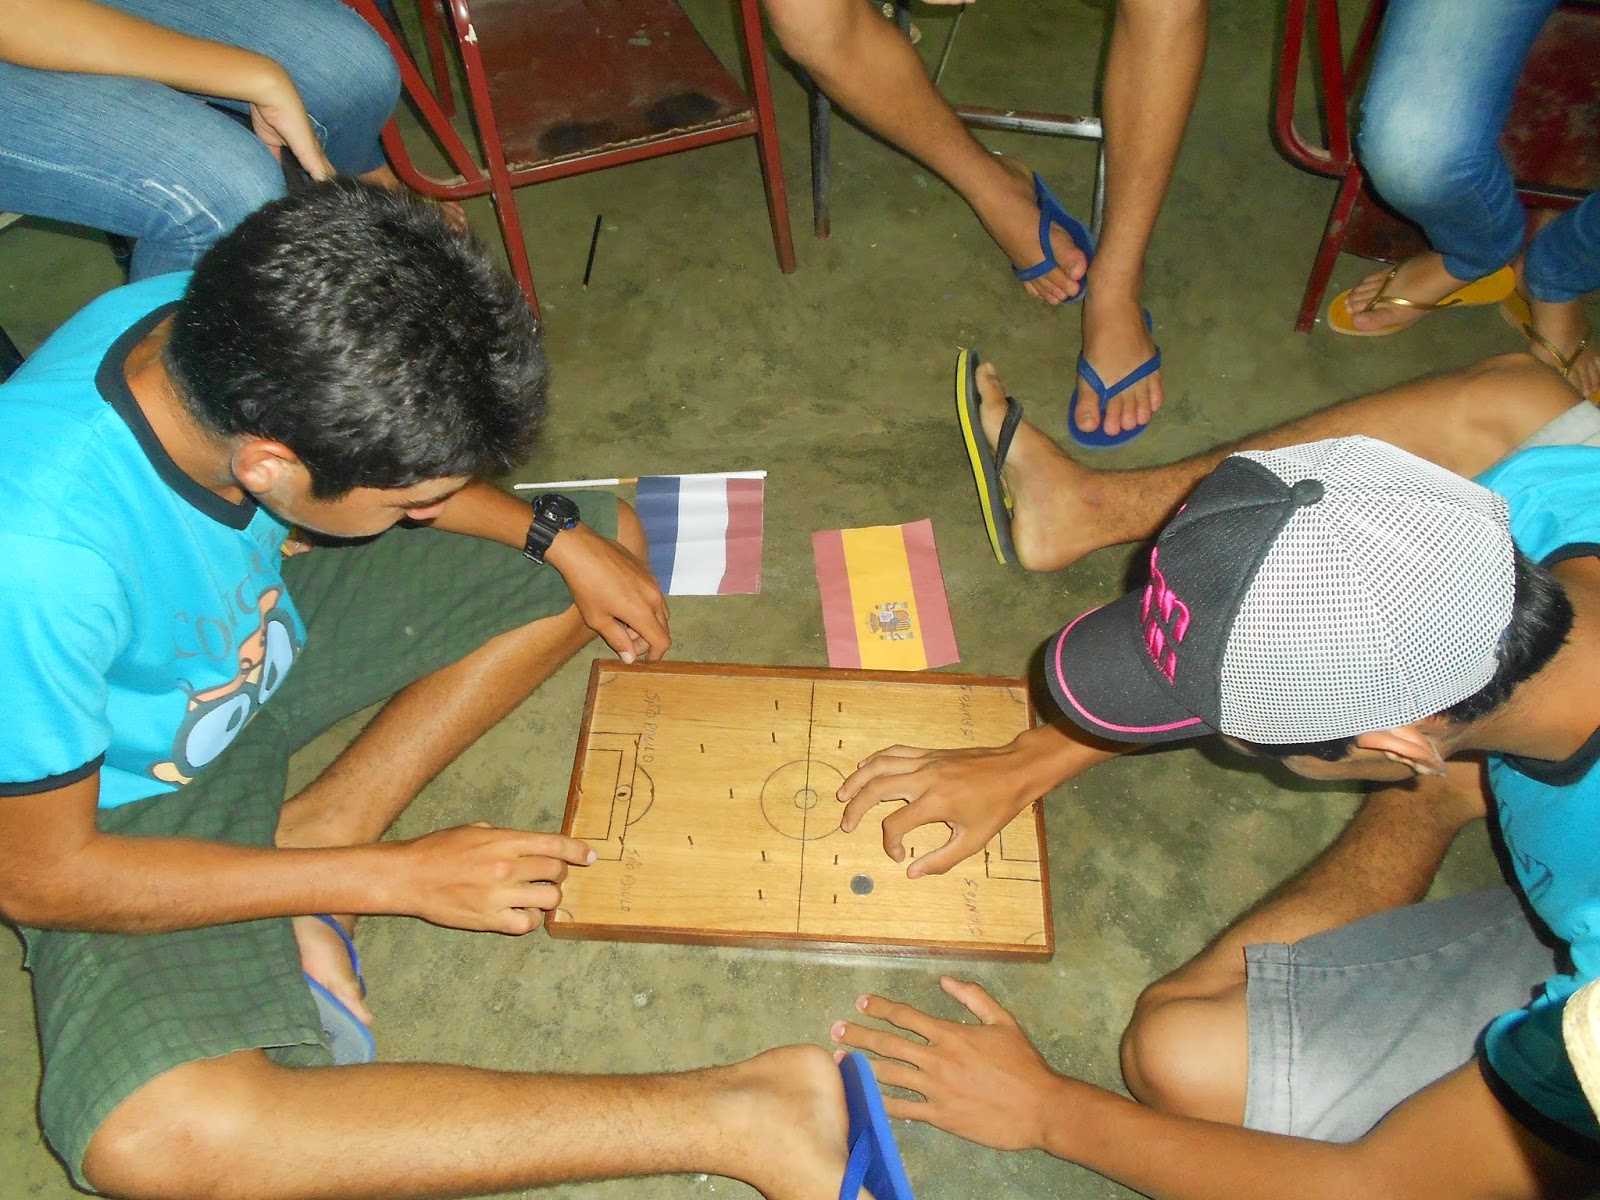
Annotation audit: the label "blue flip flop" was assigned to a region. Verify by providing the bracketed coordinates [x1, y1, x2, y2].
[838, 1052, 916, 1200]
[956, 347, 1024, 566]
[304, 914, 376, 1065]
[1012, 173, 1095, 302]
[1069, 308, 1161, 450]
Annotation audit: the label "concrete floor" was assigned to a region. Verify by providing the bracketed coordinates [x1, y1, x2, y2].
[0, 0, 1536, 1195]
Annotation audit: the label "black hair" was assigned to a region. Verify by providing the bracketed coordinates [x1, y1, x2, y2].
[1240, 549, 1573, 762]
[164, 180, 545, 498]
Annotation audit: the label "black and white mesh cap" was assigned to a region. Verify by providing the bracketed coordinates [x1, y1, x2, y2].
[1047, 436, 1515, 745]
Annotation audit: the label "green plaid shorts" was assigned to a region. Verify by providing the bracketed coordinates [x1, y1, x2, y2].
[20, 495, 616, 1187]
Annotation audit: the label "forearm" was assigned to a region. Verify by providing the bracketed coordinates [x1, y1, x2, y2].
[9, 833, 406, 934]
[1043, 1078, 1369, 1200]
[0, 0, 284, 103]
[1014, 718, 1127, 793]
[427, 480, 530, 548]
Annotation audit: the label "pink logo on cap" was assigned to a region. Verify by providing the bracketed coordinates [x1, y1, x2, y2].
[1140, 548, 1190, 683]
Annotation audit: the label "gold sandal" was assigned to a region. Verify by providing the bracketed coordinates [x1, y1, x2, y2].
[1327, 263, 1516, 337]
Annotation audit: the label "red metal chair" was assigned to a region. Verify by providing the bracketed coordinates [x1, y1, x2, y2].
[1274, 0, 1600, 333]
[344, 0, 796, 315]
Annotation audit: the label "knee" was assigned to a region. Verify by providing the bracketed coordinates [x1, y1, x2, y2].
[762, 0, 859, 71]
[1357, 109, 1487, 213]
[82, 1054, 276, 1199]
[127, 152, 284, 277]
[1119, 980, 1248, 1122]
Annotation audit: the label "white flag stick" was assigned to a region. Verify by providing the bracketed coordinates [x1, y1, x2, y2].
[513, 470, 767, 491]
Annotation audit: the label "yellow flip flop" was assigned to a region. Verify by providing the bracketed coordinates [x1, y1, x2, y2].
[1327, 263, 1516, 337]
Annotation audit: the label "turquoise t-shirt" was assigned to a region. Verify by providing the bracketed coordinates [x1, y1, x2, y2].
[1476, 445, 1600, 1149]
[0, 274, 304, 809]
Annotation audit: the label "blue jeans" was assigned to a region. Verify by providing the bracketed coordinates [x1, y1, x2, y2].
[0, 0, 399, 280]
[1358, 0, 1600, 303]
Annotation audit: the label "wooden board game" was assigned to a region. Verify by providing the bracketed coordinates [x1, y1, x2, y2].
[547, 661, 1053, 960]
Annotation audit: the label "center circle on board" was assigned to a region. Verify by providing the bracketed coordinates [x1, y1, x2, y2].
[760, 760, 846, 840]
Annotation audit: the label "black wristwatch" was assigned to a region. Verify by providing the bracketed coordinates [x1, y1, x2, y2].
[522, 492, 581, 564]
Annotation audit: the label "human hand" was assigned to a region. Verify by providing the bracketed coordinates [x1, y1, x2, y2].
[246, 61, 335, 182]
[545, 524, 671, 662]
[836, 743, 1040, 878]
[831, 977, 1065, 1152]
[392, 822, 596, 934]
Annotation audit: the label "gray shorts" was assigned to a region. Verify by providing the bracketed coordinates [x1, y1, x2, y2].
[1244, 886, 1561, 1141]
[1515, 401, 1600, 451]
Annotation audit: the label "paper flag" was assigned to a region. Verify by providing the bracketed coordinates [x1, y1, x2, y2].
[812, 519, 959, 670]
[636, 474, 764, 595]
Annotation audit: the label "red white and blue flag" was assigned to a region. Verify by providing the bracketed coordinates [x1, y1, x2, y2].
[636, 472, 765, 595]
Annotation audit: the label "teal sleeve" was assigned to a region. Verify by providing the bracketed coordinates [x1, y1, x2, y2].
[1483, 984, 1600, 1149]
[0, 534, 126, 792]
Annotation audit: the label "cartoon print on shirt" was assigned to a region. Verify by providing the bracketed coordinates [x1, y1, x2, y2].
[151, 586, 301, 784]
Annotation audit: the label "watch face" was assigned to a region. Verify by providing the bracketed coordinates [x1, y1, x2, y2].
[537, 493, 581, 528]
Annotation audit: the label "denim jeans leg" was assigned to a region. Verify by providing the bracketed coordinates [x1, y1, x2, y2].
[0, 66, 286, 279]
[1357, 0, 1559, 281]
[1525, 194, 1600, 304]
[102, 0, 400, 175]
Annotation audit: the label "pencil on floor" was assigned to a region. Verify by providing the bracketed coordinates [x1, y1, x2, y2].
[581, 214, 602, 289]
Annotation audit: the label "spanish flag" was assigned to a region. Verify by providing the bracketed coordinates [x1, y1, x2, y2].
[812, 519, 960, 670]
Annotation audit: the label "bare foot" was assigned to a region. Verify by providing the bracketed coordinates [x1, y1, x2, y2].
[360, 163, 470, 236]
[1525, 295, 1600, 400]
[1341, 252, 1472, 334]
[974, 156, 1089, 305]
[1077, 291, 1161, 438]
[972, 360, 1126, 571]
[718, 1045, 867, 1200]
[292, 914, 372, 1027]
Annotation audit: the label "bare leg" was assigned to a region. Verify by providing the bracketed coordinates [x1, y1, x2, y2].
[276, 504, 647, 1014]
[1118, 763, 1490, 1125]
[1076, 0, 1206, 439]
[975, 352, 1581, 571]
[764, 0, 1087, 302]
[84, 1044, 866, 1200]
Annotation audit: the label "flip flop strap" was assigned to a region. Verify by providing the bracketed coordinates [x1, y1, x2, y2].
[1079, 349, 1162, 404]
[839, 1126, 873, 1200]
[1523, 322, 1588, 377]
[1013, 209, 1060, 282]
[313, 913, 367, 996]
[994, 396, 1024, 475]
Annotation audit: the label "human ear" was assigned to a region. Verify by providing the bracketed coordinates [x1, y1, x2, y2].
[230, 440, 301, 495]
[1354, 726, 1449, 777]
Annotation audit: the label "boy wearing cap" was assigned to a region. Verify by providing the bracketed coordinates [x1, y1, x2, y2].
[834, 357, 1600, 1197]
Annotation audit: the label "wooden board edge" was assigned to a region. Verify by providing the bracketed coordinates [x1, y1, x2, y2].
[544, 916, 1055, 962]
[588, 659, 1033, 692]
[557, 659, 609, 840]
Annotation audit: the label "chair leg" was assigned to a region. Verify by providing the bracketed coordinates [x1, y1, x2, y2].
[1297, 166, 1366, 333]
[490, 182, 540, 316]
[809, 80, 833, 241]
[418, 0, 456, 119]
[739, 0, 797, 273]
